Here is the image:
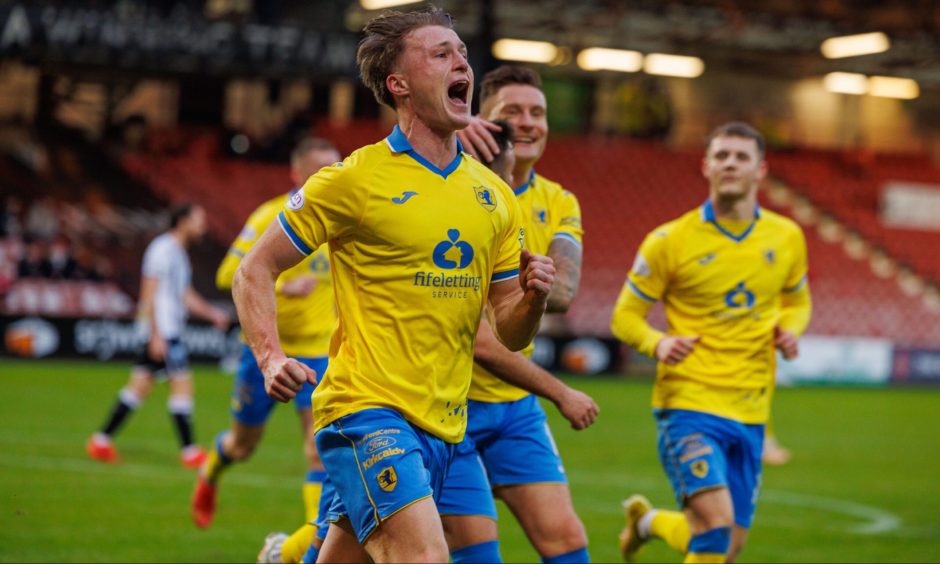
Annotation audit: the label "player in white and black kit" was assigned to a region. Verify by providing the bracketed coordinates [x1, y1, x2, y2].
[87, 203, 230, 468]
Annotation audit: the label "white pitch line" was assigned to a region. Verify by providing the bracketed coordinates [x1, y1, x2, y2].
[565, 468, 902, 536]
[0, 453, 904, 536]
[760, 489, 902, 535]
[0, 452, 298, 490]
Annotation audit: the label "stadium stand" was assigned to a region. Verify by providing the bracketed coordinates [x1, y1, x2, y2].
[116, 120, 940, 345]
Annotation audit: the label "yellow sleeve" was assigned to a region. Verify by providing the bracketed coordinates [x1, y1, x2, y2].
[280, 160, 366, 255]
[610, 228, 672, 356]
[610, 288, 664, 357]
[779, 227, 812, 336]
[552, 189, 583, 246]
[215, 205, 275, 290]
[491, 187, 525, 282]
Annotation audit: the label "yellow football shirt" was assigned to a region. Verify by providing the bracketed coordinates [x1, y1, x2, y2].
[468, 171, 584, 403]
[279, 126, 524, 443]
[614, 201, 810, 424]
[216, 193, 335, 358]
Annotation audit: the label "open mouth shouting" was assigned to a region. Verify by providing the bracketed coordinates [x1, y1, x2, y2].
[447, 79, 470, 109]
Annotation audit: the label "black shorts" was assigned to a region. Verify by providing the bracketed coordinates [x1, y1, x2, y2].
[133, 338, 189, 378]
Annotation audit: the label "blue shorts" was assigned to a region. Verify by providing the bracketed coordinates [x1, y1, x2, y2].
[316, 408, 457, 543]
[230, 344, 327, 426]
[437, 394, 566, 518]
[134, 338, 189, 378]
[656, 409, 764, 528]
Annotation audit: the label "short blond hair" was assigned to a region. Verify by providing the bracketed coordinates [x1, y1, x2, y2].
[357, 6, 454, 108]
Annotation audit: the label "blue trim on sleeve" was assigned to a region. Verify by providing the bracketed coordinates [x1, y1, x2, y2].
[277, 212, 313, 256]
[783, 274, 808, 293]
[627, 279, 657, 303]
[701, 200, 761, 243]
[491, 268, 520, 282]
[514, 169, 536, 196]
[552, 232, 582, 247]
[385, 125, 463, 179]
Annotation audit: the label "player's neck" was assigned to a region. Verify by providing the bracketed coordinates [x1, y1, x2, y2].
[710, 194, 757, 221]
[397, 114, 459, 169]
[512, 162, 535, 190]
[169, 229, 189, 249]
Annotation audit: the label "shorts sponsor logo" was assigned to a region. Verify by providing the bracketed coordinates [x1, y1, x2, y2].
[357, 428, 401, 446]
[365, 436, 398, 455]
[376, 466, 398, 492]
[362, 447, 404, 470]
[691, 459, 709, 479]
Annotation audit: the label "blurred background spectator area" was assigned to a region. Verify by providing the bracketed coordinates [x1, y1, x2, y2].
[0, 0, 939, 349]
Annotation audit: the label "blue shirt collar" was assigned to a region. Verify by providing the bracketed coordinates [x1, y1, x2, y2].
[385, 125, 464, 179]
[514, 169, 536, 196]
[701, 200, 761, 242]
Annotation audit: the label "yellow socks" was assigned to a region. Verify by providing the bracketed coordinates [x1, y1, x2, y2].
[280, 523, 318, 564]
[650, 510, 691, 553]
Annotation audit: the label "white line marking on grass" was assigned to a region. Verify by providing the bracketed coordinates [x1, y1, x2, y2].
[761, 489, 902, 535]
[0, 453, 298, 490]
[564, 468, 902, 536]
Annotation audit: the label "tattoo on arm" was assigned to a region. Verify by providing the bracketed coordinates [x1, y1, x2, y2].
[546, 237, 582, 313]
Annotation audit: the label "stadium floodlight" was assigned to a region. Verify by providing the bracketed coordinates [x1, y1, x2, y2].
[869, 76, 919, 99]
[643, 53, 704, 78]
[492, 39, 559, 64]
[823, 72, 869, 95]
[820, 32, 890, 59]
[359, 0, 422, 9]
[576, 48, 644, 72]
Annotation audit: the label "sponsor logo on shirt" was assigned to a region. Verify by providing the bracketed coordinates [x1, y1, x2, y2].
[724, 282, 756, 309]
[413, 229, 483, 299]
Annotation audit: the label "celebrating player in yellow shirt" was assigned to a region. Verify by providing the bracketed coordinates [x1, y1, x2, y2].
[232, 7, 554, 563]
[611, 122, 811, 563]
[191, 138, 340, 563]
[440, 65, 596, 564]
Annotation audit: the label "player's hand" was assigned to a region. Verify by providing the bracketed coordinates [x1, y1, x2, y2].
[210, 308, 231, 331]
[457, 117, 503, 162]
[774, 326, 799, 360]
[280, 275, 317, 298]
[262, 355, 318, 403]
[655, 335, 700, 365]
[148, 336, 167, 361]
[519, 249, 555, 299]
[555, 387, 600, 430]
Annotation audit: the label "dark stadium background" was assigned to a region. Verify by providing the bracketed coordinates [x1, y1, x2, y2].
[1, 1, 939, 562]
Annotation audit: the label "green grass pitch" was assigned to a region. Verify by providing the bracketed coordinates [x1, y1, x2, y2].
[1, 358, 939, 563]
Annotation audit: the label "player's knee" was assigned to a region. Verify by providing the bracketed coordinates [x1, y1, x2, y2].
[228, 436, 259, 461]
[410, 543, 449, 564]
[530, 512, 587, 553]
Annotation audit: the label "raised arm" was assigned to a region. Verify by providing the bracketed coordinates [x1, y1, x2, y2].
[486, 249, 554, 352]
[233, 222, 316, 401]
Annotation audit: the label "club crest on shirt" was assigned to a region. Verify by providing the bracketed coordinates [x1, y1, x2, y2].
[287, 190, 305, 211]
[764, 249, 776, 264]
[474, 186, 497, 212]
[376, 466, 398, 492]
